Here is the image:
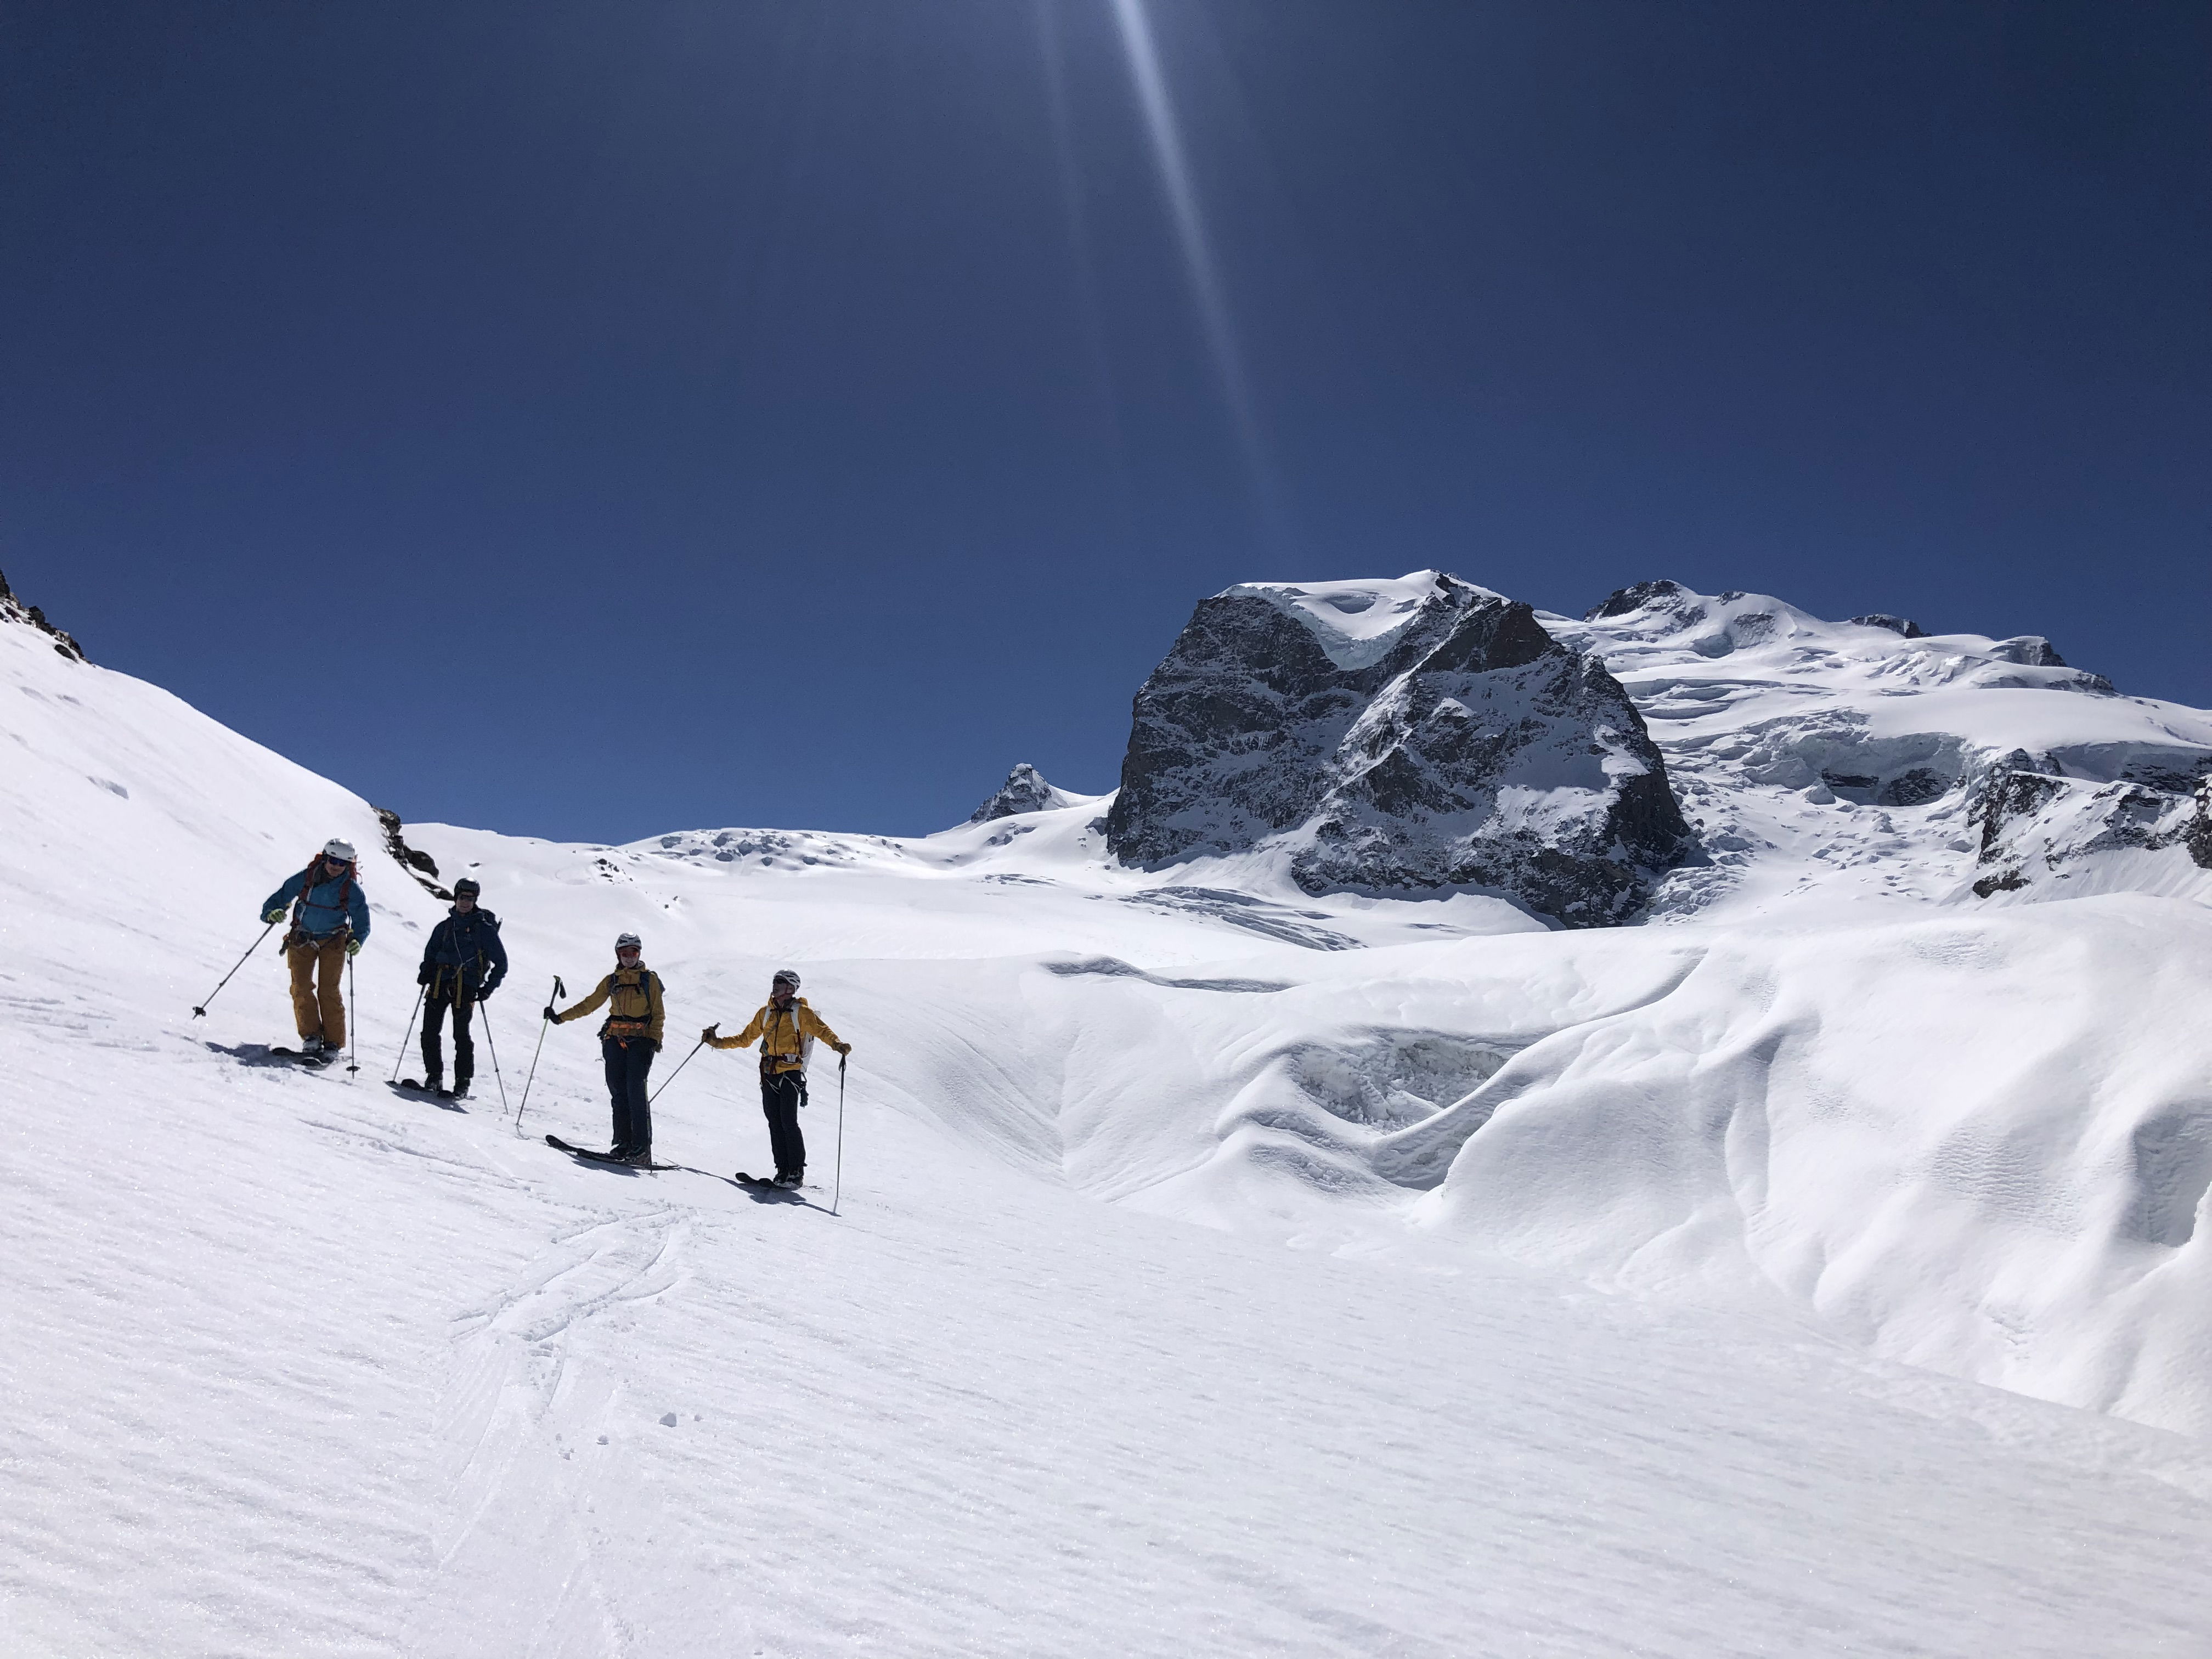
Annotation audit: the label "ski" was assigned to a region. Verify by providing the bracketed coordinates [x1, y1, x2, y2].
[545, 1134, 674, 1171]
[389, 1079, 464, 1107]
[266, 1046, 336, 1069]
[733, 1172, 805, 1193]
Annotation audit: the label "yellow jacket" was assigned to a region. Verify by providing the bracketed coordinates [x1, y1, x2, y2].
[707, 997, 845, 1073]
[555, 967, 664, 1046]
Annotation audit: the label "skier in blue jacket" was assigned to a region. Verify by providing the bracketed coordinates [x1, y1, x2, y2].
[415, 877, 507, 1097]
[261, 838, 371, 1054]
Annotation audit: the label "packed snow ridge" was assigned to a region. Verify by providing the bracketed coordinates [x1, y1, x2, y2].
[5, 577, 2212, 1655]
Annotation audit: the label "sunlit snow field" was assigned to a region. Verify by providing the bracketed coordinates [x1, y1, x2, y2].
[4, 614, 2210, 1656]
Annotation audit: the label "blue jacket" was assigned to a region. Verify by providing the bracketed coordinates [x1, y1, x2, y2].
[420, 908, 507, 995]
[263, 861, 371, 943]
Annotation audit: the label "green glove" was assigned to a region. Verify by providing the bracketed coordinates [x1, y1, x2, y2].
[345, 939, 362, 958]
[263, 909, 285, 924]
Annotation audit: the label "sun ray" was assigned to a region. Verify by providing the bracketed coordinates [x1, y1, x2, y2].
[1108, 0, 1286, 547]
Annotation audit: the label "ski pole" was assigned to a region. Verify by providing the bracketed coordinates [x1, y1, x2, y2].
[646, 1038, 703, 1105]
[191, 920, 277, 1018]
[832, 1052, 847, 1216]
[515, 975, 564, 1131]
[390, 983, 425, 1083]
[478, 997, 510, 1114]
[346, 953, 360, 1076]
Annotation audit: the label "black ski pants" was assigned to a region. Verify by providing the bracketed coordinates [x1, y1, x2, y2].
[603, 1036, 654, 1155]
[760, 1069, 806, 1178]
[421, 985, 475, 1086]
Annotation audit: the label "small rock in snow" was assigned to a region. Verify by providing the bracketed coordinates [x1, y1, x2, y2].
[660, 1412, 679, 1427]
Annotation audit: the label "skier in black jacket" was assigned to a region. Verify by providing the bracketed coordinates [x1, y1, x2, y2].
[416, 877, 507, 1097]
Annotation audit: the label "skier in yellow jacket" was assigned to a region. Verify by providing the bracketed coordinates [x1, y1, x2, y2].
[703, 968, 849, 1188]
[546, 932, 665, 1165]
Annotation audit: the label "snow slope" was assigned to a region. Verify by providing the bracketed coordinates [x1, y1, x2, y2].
[5, 604, 2212, 1654]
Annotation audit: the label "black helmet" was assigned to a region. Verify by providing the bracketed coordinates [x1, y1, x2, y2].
[453, 877, 482, 899]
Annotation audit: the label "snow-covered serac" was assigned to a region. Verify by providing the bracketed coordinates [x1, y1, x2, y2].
[1543, 579, 2212, 918]
[1106, 572, 1694, 926]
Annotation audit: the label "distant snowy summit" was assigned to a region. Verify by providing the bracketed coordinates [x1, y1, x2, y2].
[1105, 572, 1694, 926]
[968, 763, 1084, 824]
[1549, 578, 2212, 915]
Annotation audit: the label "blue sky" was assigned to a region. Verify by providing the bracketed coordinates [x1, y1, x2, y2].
[5, 1, 2207, 843]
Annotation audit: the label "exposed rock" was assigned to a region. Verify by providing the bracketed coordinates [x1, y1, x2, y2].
[968, 763, 1076, 824]
[1966, 748, 2212, 887]
[2183, 780, 2212, 872]
[1107, 573, 1694, 926]
[1988, 635, 2069, 669]
[1849, 613, 1927, 639]
[0, 568, 87, 662]
[1587, 579, 1706, 627]
[375, 808, 452, 901]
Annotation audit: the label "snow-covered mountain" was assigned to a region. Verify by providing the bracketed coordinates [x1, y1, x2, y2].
[1546, 578, 2212, 920]
[5, 578, 2211, 1656]
[1107, 572, 1693, 925]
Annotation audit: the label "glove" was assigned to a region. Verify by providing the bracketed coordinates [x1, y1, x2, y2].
[837, 1042, 851, 1056]
[477, 984, 494, 1003]
[652, 1040, 663, 1053]
[345, 939, 362, 958]
[701, 1024, 719, 1043]
[263, 909, 285, 924]
[417, 967, 432, 986]
[543, 1006, 559, 1023]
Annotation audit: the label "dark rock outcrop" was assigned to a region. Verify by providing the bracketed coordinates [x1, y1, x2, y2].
[1107, 574, 1695, 926]
[1968, 748, 2212, 894]
[968, 764, 1073, 824]
[375, 808, 452, 901]
[1587, 579, 1706, 626]
[1849, 613, 1927, 639]
[0, 568, 87, 662]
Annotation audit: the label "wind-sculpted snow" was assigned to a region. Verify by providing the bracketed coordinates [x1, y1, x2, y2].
[1107, 572, 1695, 926]
[7, 592, 2212, 1652]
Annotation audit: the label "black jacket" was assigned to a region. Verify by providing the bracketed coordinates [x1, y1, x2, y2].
[419, 907, 508, 996]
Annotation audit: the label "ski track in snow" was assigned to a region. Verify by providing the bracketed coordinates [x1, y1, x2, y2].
[5, 608, 2212, 1654]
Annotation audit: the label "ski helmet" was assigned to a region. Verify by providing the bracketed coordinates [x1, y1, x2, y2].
[323, 837, 357, 862]
[453, 878, 481, 899]
[771, 968, 800, 990]
[615, 933, 642, 951]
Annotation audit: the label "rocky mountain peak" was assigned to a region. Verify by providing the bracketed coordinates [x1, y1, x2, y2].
[968, 763, 1077, 824]
[1106, 573, 1694, 926]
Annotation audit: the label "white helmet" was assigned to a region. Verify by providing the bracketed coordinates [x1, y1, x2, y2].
[323, 838, 357, 862]
[771, 968, 800, 989]
[616, 933, 642, 951]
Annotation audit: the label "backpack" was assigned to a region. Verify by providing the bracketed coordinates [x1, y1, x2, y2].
[763, 999, 817, 1075]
